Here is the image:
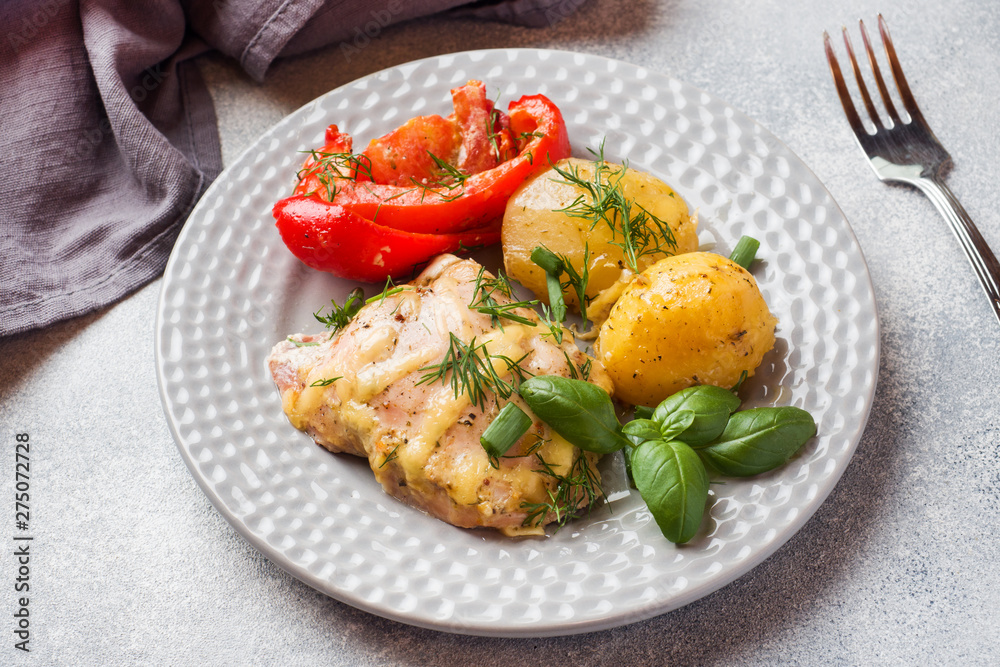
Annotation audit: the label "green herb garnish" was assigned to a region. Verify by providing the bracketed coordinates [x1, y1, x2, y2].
[480, 402, 533, 468]
[309, 376, 342, 387]
[486, 102, 504, 162]
[530, 246, 567, 323]
[729, 235, 760, 271]
[425, 150, 472, 189]
[530, 245, 591, 329]
[314, 287, 365, 332]
[297, 150, 375, 199]
[379, 443, 401, 468]
[287, 337, 320, 347]
[551, 141, 678, 272]
[415, 334, 531, 412]
[519, 376, 631, 455]
[469, 266, 539, 328]
[536, 303, 565, 344]
[518, 378, 817, 543]
[522, 452, 602, 529]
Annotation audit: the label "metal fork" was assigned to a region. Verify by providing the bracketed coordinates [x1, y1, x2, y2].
[824, 15, 1000, 326]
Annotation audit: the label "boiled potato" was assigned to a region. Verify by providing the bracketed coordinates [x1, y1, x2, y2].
[502, 158, 698, 322]
[595, 252, 777, 407]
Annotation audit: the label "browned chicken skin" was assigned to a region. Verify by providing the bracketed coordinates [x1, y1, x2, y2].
[267, 254, 612, 535]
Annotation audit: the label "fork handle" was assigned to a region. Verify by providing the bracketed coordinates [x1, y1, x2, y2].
[913, 175, 1000, 326]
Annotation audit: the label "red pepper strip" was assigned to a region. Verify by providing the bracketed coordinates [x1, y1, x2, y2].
[292, 94, 570, 235]
[450, 80, 517, 173]
[363, 113, 460, 187]
[273, 195, 501, 282]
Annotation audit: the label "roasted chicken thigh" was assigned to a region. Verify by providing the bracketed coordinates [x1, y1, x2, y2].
[267, 254, 612, 535]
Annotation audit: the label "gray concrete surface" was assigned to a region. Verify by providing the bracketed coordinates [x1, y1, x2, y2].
[3, 0, 1000, 664]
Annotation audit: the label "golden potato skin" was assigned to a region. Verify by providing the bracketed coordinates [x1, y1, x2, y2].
[502, 158, 698, 320]
[595, 252, 777, 407]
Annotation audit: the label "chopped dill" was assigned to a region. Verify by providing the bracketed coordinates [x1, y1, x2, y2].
[309, 376, 342, 387]
[379, 443, 401, 468]
[564, 350, 580, 380]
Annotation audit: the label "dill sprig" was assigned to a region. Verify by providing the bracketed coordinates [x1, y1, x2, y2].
[416, 334, 531, 411]
[536, 303, 565, 344]
[518, 130, 545, 144]
[561, 244, 591, 327]
[401, 176, 467, 203]
[389, 150, 473, 205]
[299, 147, 472, 204]
[551, 142, 678, 272]
[562, 351, 593, 382]
[522, 453, 603, 529]
[312, 282, 412, 338]
[379, 443, 401, 468]
[365, 277, 415, 308]
[456, 240, 486, 256]
[297, 150, 374, 199]
[309, 376, 342, 387]
[425, 150, 472, 189]
[313, 287, 365, 332]
[469, 266, 539, 328]
[505, 435, 545, 460]
[486, 100, 503, 162]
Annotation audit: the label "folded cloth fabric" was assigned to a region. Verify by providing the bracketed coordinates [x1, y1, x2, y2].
[0, 0, 587, 338]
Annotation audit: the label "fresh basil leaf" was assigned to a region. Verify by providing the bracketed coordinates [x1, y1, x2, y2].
[652, 385, 741, 446]
[519, 376, 629, 454]
[697, 407, 817, 476]
[622, 418, 663, 446]
[630, 439, 709, 544]
[658, 409, 696, 441]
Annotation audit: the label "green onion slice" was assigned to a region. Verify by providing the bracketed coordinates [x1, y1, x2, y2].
[729, 235, 760, 271]
[480, 402, 533, 459]
[530, 246, 567, 322]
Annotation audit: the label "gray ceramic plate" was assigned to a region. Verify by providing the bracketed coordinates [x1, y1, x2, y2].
[155, 48, 879, 637]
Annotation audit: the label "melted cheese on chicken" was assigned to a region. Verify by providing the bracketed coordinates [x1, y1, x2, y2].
[267, 254, 613, 535]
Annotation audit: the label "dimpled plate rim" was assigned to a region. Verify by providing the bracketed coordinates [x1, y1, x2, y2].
[155, 48, 880, 637]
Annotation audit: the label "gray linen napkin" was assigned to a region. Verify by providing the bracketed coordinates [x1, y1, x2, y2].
[0, 0, 586, 338]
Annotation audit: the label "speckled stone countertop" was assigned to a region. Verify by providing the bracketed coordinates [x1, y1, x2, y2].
[3, 0, 1000, 664]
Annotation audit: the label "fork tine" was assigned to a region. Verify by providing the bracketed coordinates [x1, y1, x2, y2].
[824, 31, 868, 137]
[878, 14, 928, 126]
[842, 26, 884, 130]
[858, 19, 902, 125]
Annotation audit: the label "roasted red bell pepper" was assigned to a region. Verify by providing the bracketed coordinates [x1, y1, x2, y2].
[273, 80, 570, 281]
[274, 196, 502, 283]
